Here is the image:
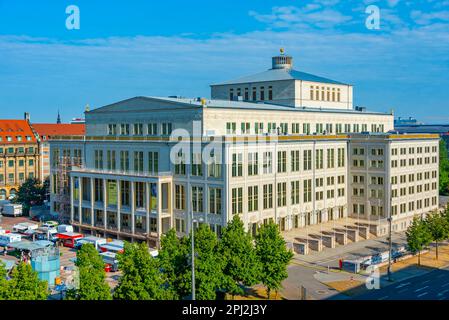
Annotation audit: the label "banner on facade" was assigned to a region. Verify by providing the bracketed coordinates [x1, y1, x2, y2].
[107, 180, 118, 206]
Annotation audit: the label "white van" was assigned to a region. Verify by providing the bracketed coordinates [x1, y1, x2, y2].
[12, 222, 38, 234]
[75, 236, 107, 251]
[2, 204, 23, 217]
[0, 233, 22, 247]
[57, 224, 74, 233]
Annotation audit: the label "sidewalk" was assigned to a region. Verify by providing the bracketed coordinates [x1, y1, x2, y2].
[322, 242, 449, 298]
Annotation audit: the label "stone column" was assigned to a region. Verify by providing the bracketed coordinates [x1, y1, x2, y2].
[103, 178, 107, 230]
[131, 181, 135, 234]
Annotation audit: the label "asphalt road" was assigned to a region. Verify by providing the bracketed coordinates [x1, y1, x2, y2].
[355, 266, 449, 300]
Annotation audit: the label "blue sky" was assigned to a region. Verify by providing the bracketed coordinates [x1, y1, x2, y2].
[0, 0, 449, 123]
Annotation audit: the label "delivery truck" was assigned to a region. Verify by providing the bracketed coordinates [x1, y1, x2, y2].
[2, 204, 23, 217]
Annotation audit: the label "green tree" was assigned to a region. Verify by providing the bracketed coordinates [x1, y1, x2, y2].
[439, 139, 449, 195]
[178, 224, 225, 300]
[114, 242, 172, 300]
[406, 217, 432, 265]
[14, 177, 48, 214]
[158, 229, 189, 299]
[5, 262, 48, 300]
[0, 262, 8, 300]
[66, 243, 111, 300]
[425, 212, 449, 260]
[219, 215, 262, 298]
[255, 222, 293, 299]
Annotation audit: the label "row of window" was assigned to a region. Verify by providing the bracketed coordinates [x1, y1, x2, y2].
[174, 185, 222, 214]
[51, 149, 83, 168]
[391, 156, 438, 168]
[0, 146, 35, 154]
[391, 171, 438, 184]
[310, 86, 341, 102]
[231, 181, 346, 215]
[353, 197, 438, 216]
[392, 182, 438, 197]
[0, 159, 35, 168]
[0, 136, 33, 142]
[0, 172, 35, 185]
[229, 86, 273, 102]
[226, 122, 385, 135]
[107, 123, 173, 136]
[231, 149, 346, 177]
[391, 146, 438, 155]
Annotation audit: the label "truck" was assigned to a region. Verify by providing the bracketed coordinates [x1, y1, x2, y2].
[57, 224, 74, 233]
[12, 222, 39, 234]
[99, 240, 124, 254]
[99, 251, 119, 272]
[74, 236, 107, 251]
[2, 204, 23, 217]
[0, 233, 22, 247]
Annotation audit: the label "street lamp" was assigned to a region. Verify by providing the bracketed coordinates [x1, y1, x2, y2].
[191, 215, 204, 300]
[387, 193, 393, 282]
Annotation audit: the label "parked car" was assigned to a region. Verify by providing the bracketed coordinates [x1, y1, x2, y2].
[31, 214, 55, 222]
[0, 233, 22, 247]
[42, 221, 59, 229]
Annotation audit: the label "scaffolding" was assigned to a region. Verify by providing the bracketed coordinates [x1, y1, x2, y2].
[54, 155, 76, 224]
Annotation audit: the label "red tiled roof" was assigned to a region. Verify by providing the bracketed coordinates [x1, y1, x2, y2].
[0, 120, 37, 144]
[31, 123, 85, 138]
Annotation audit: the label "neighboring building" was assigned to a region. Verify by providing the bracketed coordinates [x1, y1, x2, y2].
[31, 123, 85, 180]
[394, 117, 423, 126]
[0, 120, 40, 200]
[394, 122, 449, 151]
[49, 53, 439, 249]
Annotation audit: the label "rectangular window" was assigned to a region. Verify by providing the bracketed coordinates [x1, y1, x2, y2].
[303, 150, 312, 171]
[291, 180, 300, 205]
[277, 151, 287, 173]
[303, 179, 312, 203]
[162, 123, 173, 136]
[327, 149, 335, 169]
[231, 187, 243, 214]
[192, 186, 204, 213]
[174, 151, 186, 175]
[148, 151, 159, 174]
[263, 184, 273, 209]
[120, 124, 130, 135]
[134, 123, 143, 135]
[120, 151, 129, 171]
[175, 184, 186, 210]
[291, 150, 300, 172]
[315, 149, 324, 169]
[209, 188, 222, 214]
[263, 152, 272, 174]
[232, 153, 243, 177]
[94, 150, 104, 169]
[248, 186, 259, 212]
[148, 123, 157, 135]
[107, 150, 116, 170]
[208, 151, 221, 178]
[277, 182, 287, 207]
[191, 153, 203, 176]
[248, 152, 258, 176]
[133, 151, 144, 172]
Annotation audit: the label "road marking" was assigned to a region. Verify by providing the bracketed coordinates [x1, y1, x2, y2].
[395, 282, 411, 289]
[422, 280, 431, 284]
[398, 288, 408, 294]
[438, 289, 449, 296]
[438, 297, 446, 300]
[417, 292, 428, 298]
[437, 274, 446, 279]
[414, 286, 429, 292]
[378, 295, 389, 300]
[442, 283, 449, 288]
